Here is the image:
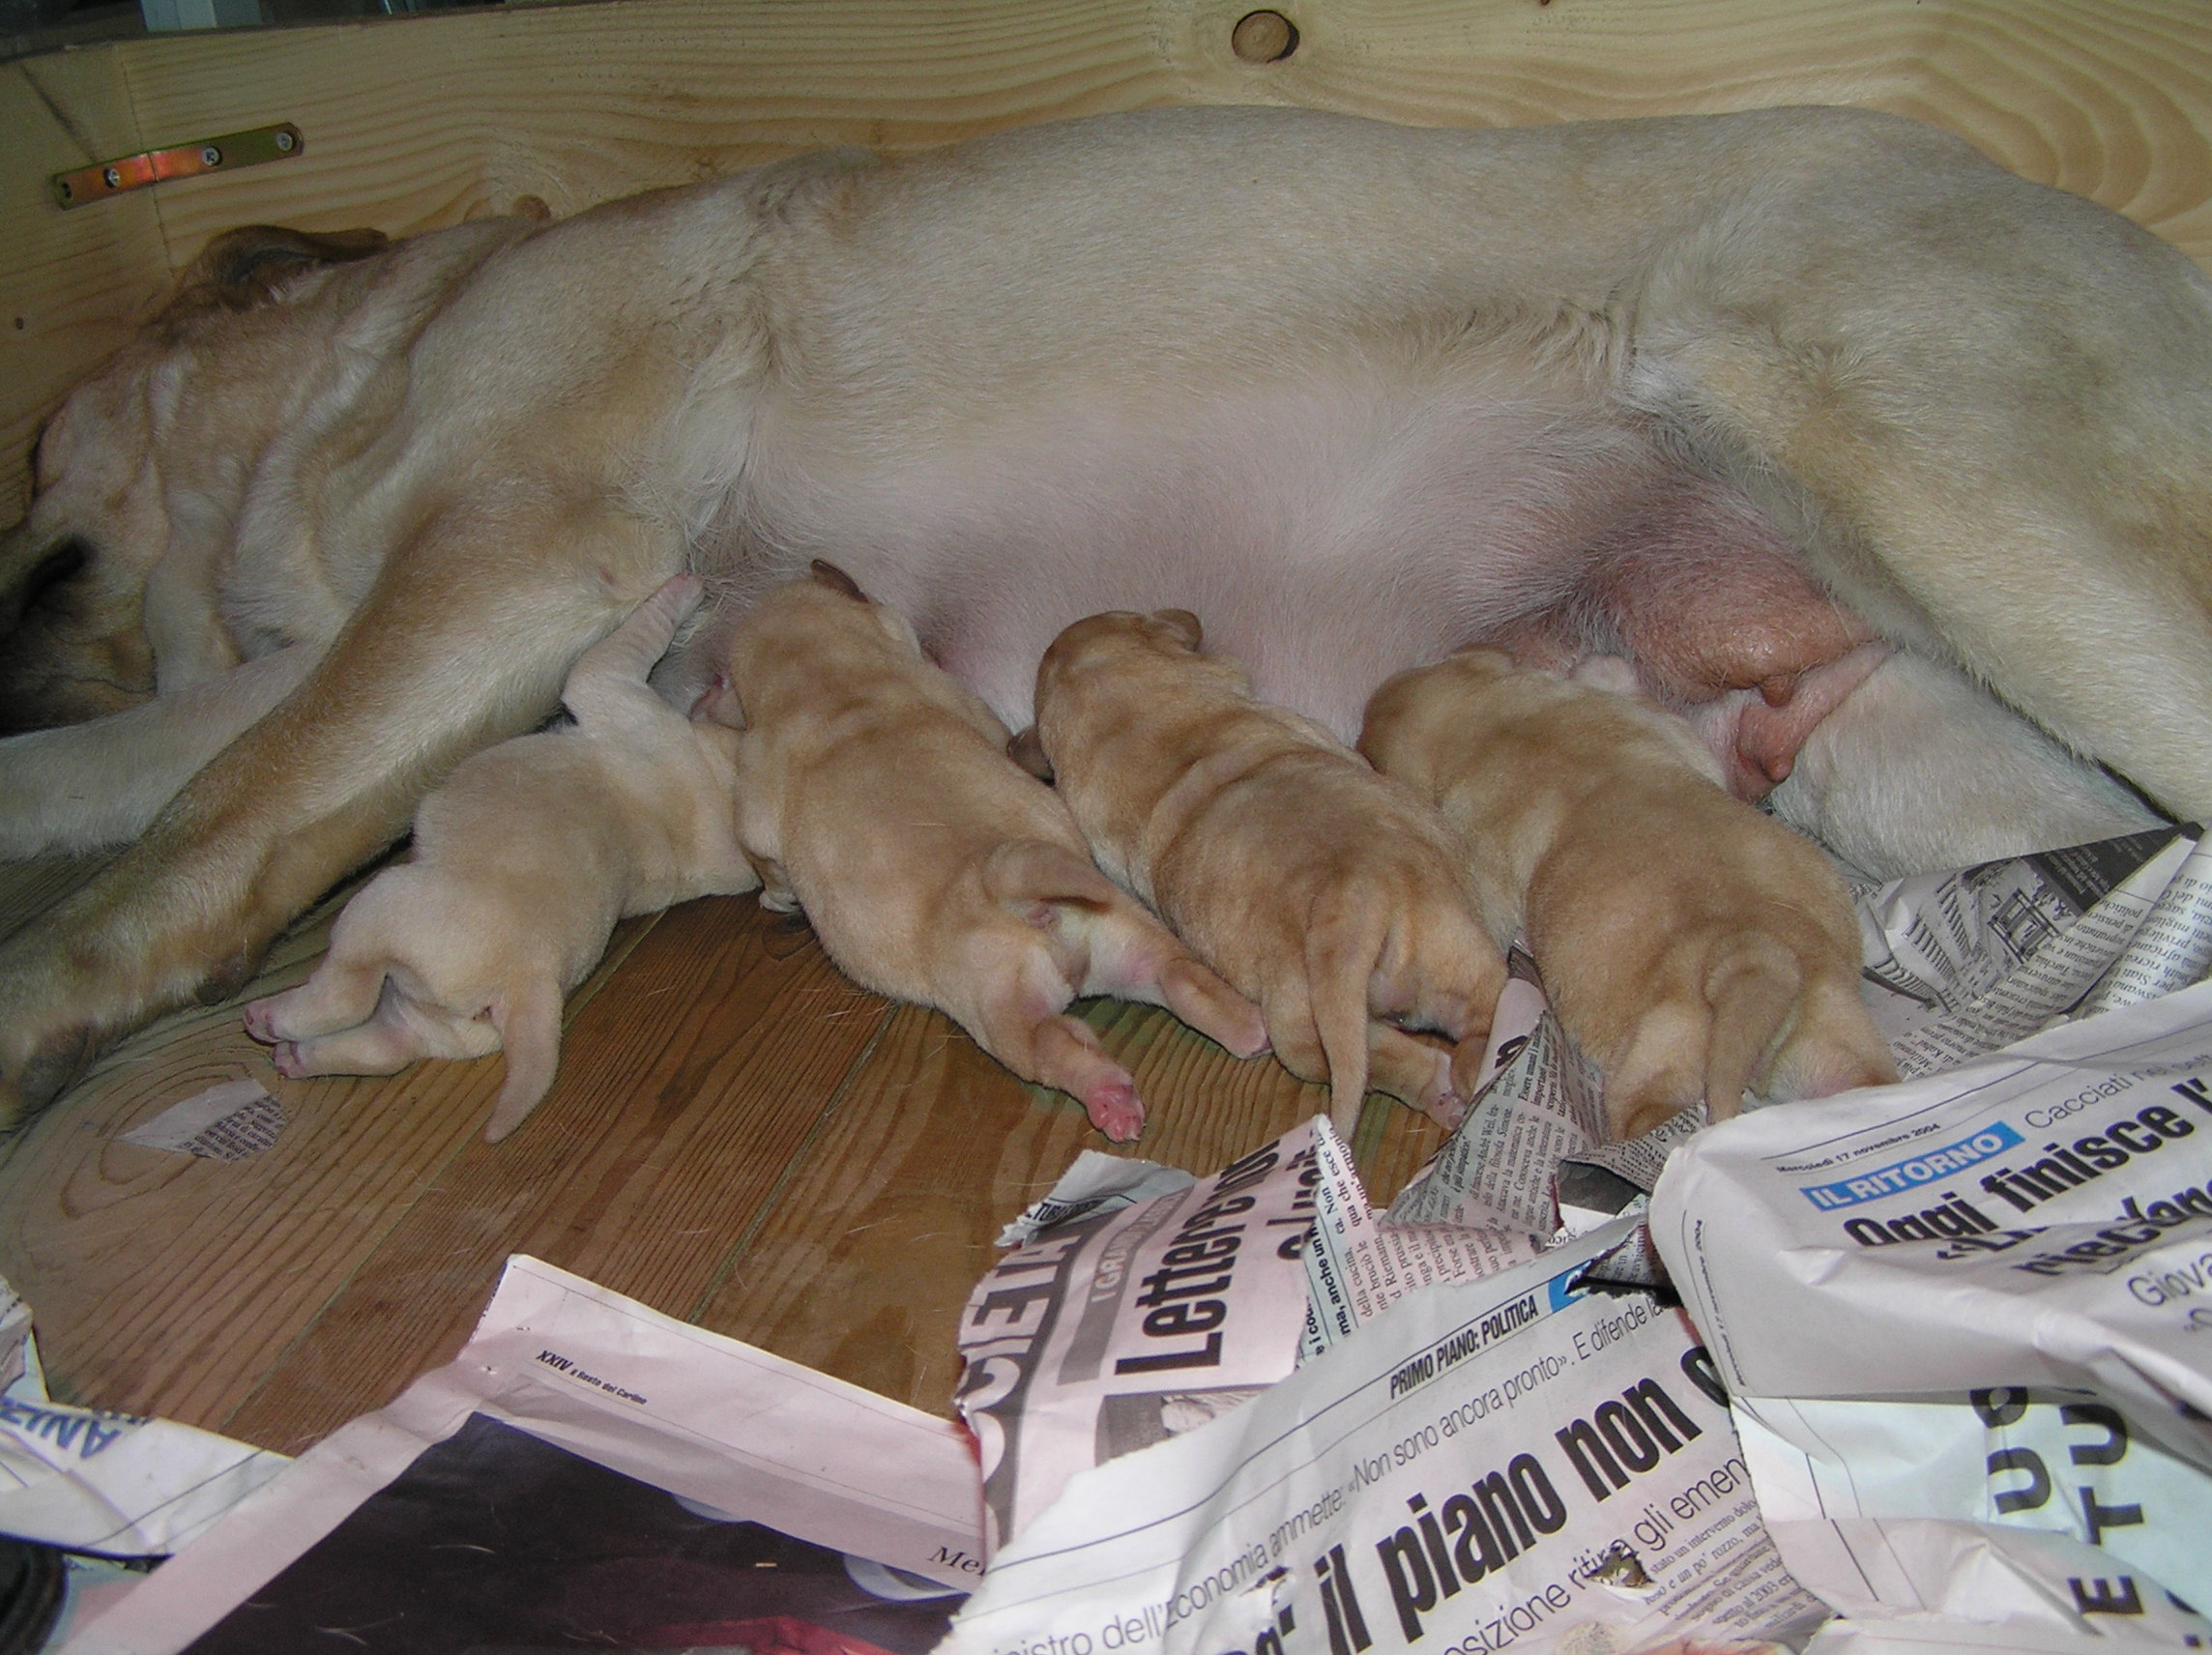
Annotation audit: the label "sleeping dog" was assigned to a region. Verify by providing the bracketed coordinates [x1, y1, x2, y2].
[1361, 650, 1896, 1139]
[0, 102, 2203, 1122]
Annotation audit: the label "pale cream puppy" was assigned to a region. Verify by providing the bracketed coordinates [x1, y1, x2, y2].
[243, 574, 753, 1141]
[710, 565, 1266, 1143]
[1359, 648, 1897, 1139]
[1027, 609, 1506, 1140]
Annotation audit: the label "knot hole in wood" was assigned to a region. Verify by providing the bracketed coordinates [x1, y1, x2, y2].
[1231, 9, 1297, 64]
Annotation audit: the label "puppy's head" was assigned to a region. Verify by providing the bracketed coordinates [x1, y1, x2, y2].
[1358, 649, 1517, 784]
[1035, 607, 1206, 700]
[721, 565, 926, 718]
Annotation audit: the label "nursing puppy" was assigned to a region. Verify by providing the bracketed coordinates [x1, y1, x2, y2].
[1028, 610, 1506, 1139]
[710, 565, 1266, 1142]
[1360, 649, 1896, 1139]
[243, 574, 753, 1142]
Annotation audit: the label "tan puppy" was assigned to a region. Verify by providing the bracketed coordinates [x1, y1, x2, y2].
[243, 574, 753, 1141]
[710, 566, 1266, 1142]
[1029, 610, 1506, 1139]
[1360, 649, 1897, 1139]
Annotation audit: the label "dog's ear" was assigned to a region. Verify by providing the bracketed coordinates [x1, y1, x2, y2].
[1151, 608, 1204, 651]
[809, 560, 867, 600]
[1007, 726, 1055, 783]
[169, 225, 393, 316]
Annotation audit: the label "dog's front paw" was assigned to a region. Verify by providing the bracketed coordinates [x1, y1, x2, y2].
[0, 1021, 102, 1129]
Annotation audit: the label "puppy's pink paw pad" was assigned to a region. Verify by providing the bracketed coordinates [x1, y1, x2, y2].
[242, 1000, 277, 1043]
[1085, 1081, 1146, 1143]
[271, 1041, 306, 1079]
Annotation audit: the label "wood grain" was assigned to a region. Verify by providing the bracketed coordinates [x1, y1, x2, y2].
[695, 991, 1444, 1415]
[5, 0, 2211, 510]
[218, 893, 892, 1452]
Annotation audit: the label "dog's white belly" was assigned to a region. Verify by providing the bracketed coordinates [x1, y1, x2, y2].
[728, 372, 1661, 739]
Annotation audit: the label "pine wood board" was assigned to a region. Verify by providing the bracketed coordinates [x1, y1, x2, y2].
[693, 995, 1444, 1410]
[218, 893, 895, 1453]
[0, 864, 660, 1440]
[5, 0, 2212, 511]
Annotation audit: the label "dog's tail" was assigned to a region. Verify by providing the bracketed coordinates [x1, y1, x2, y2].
[562, 573, 703, 720]
[979, 837, 1123, 919]
[1307, 887, 1388, 1142]
[484, 975, 566, 1143]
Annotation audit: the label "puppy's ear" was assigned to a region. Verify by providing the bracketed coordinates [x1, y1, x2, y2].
[690, 670, 745, 730]
[170, 225, 392, 315]
[809, 560, 867, 600]
[1151, 609, 1204, 651]
[1007, 726, 1055, 783]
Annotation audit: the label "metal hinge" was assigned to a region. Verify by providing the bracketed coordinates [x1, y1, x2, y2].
[50, 122, 304, 210]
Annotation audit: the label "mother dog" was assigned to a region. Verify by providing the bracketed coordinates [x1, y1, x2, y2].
[0, 102, 2201, 1121]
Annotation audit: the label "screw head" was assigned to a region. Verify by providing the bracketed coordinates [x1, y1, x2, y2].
[201, 145, 222, 166]
[102, 166, 121, 189]
[274, 129, 296, 153]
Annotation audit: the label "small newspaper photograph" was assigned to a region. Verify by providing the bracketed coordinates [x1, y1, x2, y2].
[58, 1257, 985, 1655]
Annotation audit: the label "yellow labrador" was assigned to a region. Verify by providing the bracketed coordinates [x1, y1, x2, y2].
[1028, 608, 1503, 1138]
[243, 574, 753, 1141]
[709, 566, 1266, 1141]
[1361, 649, 1896, 1138]
[0, 105, 2202, 1120]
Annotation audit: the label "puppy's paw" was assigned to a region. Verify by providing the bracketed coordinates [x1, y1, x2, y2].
[1158, 957, 1269, 1059]
[270, 1039, 307, 1080]
[242, 997, 279, 1044]
[1083, 1077, 1146, 1143]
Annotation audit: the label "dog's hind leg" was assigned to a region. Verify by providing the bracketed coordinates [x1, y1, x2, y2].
[1635, 136, 2212, 835]
[0, 491, 678, 1122]
[0, 644, 319, 859]
[1764, 652, 2165, 878]
[270, 980, 501, 1080]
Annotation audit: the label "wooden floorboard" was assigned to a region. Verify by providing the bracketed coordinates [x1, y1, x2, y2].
[0, 857, 1456, 1453]
[218, 895, 890, 1453]
[694, 994, 1447, 1412]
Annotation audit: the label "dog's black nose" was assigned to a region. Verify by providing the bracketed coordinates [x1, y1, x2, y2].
[0, 536, 91, 632]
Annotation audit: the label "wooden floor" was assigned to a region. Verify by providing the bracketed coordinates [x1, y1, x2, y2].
[0, 855, 1447, 1455]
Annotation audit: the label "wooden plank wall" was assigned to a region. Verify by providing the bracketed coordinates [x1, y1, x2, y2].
[4, 0, 2212, 517]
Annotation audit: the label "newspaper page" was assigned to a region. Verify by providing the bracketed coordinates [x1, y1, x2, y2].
[1853, 826, 2199, 1075]
[1645, 978, 2212, 1647]
[954, 1124, 1322, 1556]
[945, 1216, 1828, 1655]
[63, 1255, 984, 1655]
[1648, 975, 2212, 1458]
[1731, 1388, 2212, 1648]
[1301, 1117, 1548, 1358]
[1386, 955, 1610, 1237]
[0, 1275, 286, 1561]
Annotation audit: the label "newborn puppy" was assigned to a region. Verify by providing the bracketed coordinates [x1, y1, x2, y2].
[709, 565, 1266, 1143]
[1359, 648, 1897, 1139]
[1028, 610, 1505, 1139]
[244, 574, 754, 1141]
